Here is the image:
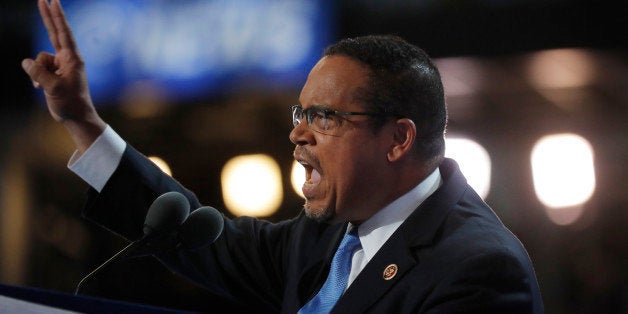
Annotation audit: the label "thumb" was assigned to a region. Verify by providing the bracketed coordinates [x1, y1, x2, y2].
[21, 59, 39, 87]
[21, 59, 34, 72]
[22, 59, 35, 73]
[21, 59, 38, 78]
[21, 56, 56, 89]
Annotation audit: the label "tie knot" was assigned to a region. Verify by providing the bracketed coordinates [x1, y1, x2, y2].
[337, 226, 361, 256]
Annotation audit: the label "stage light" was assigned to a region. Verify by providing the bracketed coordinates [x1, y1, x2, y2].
[526, 48, 594, 89]
[148, 156, 172, 176]
[291, 160, 306, 199]
[221, 154, 283, 217]
[531, 133, 596, 225]
[445, 137, 491, 199]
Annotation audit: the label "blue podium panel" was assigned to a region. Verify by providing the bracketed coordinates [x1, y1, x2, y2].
[1, 294, 79, 313]
[0, 283, 200, 314]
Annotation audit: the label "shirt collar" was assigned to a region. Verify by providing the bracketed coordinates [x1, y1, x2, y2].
[353, 168, 442, 261]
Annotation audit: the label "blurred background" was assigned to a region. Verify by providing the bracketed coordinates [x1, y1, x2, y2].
[1, 0, 626, 313]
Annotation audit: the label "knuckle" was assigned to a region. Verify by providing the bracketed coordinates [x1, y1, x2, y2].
[35, 51, 52, 61]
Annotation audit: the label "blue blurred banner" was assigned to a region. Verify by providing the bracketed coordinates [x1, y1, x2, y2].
[35, 0, 334, 105]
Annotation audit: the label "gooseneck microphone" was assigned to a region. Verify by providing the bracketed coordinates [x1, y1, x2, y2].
[74, 191, 191, 295]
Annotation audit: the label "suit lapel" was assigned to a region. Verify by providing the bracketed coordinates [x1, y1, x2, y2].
[331, 159, 468, 313]
[332, 230, 417, 313]
[402, 159, 468, 246]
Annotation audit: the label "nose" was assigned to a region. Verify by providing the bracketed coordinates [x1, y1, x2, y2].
[289, 120, 315, 146]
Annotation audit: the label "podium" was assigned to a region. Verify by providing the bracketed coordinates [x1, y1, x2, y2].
[0, 283, 200, 313]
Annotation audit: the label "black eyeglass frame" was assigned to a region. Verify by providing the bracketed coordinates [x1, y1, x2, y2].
[291, 104, 389, 129]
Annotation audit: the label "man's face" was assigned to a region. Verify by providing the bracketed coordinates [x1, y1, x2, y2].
[290, 55, 394, 223]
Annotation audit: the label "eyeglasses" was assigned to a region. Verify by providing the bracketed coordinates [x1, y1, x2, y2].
[291, 104, 387, 136]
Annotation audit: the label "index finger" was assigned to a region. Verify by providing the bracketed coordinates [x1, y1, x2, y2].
[39, 0, 79, 53]
[38, 0, 60, 51]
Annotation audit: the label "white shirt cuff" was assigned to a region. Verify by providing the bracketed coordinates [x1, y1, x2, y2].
[68, 125, 126, 192]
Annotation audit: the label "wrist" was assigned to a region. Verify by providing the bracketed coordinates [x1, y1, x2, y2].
[61, 114, 107, 154]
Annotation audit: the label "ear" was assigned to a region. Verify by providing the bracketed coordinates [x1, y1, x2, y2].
[387, 118, 416, 162]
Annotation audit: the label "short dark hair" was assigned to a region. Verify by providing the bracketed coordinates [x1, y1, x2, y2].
[324, 34, 447, 166]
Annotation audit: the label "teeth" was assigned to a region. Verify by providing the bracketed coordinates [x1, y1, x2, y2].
[302, 164, 313, 181]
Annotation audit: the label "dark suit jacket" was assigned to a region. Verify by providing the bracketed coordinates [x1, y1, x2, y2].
[82, 145, 544, 313]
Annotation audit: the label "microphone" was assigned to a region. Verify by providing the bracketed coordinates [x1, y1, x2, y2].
[143, 191, 191, 236]
[74, 191, 190, 295]
[179, 206, 224, 250]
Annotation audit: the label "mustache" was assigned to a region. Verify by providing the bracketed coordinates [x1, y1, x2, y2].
[293, 145, 319, 167]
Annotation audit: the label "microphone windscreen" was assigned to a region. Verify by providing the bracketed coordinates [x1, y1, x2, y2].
[143, 191, 190, 236]
[180, 206, 224, 250]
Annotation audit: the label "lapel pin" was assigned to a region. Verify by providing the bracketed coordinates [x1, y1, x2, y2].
[383, 264, 398, 280]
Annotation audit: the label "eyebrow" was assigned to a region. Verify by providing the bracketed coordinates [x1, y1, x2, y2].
[307, 104, 334, 111]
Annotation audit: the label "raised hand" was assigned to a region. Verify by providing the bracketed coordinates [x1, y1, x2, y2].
[22, 0, 106, 153]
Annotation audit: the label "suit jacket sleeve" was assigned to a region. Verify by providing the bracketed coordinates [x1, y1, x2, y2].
[80, 144, 297, 312]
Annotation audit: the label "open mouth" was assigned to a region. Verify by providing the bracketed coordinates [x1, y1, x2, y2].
[297, 159, 322, 197]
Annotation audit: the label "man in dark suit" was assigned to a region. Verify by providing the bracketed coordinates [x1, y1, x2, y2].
[22, 0, 543, 313]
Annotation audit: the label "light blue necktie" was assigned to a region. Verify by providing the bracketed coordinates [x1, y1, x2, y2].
[298, 226, 361, 314]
